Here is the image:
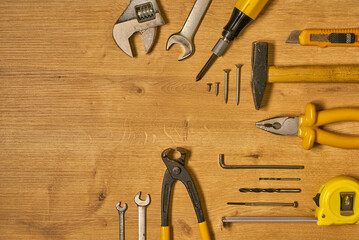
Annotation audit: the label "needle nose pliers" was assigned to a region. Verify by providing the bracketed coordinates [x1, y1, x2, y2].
[256, 103, 359, 150]
[161, 148, 210, 240]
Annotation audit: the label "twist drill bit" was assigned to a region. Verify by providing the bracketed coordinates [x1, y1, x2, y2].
[239, 188, 301, 193]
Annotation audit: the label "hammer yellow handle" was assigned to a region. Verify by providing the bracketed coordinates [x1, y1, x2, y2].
[268, 65, 359, 83]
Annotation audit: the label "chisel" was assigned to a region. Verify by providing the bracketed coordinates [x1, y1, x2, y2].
[196, 0, 269, 81]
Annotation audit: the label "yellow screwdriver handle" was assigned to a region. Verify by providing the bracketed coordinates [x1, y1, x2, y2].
[299, 29, 359, 47]
[298, 103, 359, 150]
[235, 0, 269, 20]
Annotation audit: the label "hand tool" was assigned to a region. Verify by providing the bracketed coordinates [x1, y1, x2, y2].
[219, 154, 304, 170]
[227, 201, 298, 208]
[134, 192, 151, 240]
[224, 69, 230, 104]
[223, 176, 359, 226]
[161, 148, 210, 240]
[196, 0, 269, 81]
[215, 82, 220, 96]
[113, 0, 165, 57]
[166, 0, 212, 60]
[207, 83, 212, 92]
[286, 28, 359, 47]
[251, 42, 359, 110]
[116, 202, 128, 240]
[239, 188, 301, 193]
[259, 178, 301, 181]
[235, 64, 242, 105]
[256, 103, 359, 150]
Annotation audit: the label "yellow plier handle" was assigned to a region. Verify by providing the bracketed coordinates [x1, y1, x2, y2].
[161, 221, 210, 240]
[298, 103, 359, 150]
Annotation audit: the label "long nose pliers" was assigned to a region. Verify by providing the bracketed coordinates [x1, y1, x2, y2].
[161, 148, 210, 240]
[256, 103, 359, 150]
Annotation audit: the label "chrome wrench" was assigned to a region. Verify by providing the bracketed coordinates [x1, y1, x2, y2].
[134, 192, 151, 240]
[116, 202, 128, 240]
[166, 0, 212, 60]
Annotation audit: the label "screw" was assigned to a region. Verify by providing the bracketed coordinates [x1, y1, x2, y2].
[224, 69, 230, 104]
[235, 64, 242, 105]
[215, 82, 220, 96]
[207, 83, 212, 92]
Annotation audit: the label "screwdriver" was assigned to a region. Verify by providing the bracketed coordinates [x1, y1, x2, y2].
[196, 0, 269, 81]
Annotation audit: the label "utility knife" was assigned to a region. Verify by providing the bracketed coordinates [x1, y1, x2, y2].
[286, 28, 359, 47]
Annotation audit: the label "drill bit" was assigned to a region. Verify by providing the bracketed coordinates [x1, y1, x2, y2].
[259, 178, 301, 181]
[239, 188, 301, 193]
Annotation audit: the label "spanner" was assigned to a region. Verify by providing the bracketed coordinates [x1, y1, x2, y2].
[116, 202, 128, 240]
[113, 0, 165, 57]
[166, 0, 212, 61]
[134, 192, 151, 240]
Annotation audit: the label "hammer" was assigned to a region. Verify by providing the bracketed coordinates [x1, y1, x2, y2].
[251, 42, 359, 110]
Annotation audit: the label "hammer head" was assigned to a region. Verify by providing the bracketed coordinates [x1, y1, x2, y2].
[251, 42, 268, 110]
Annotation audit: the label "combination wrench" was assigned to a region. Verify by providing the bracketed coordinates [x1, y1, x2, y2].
[166, 0, 212, 60]
[116, 202, 128, 240]
[134, 192, 151, 240]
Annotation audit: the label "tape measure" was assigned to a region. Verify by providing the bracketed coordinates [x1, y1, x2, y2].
[314, 176, 359, 225]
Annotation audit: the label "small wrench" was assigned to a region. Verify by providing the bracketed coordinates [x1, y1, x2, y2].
[134, 192, 151, 240]
[116, 202, 128, 240]
[166, 0, 212, 60]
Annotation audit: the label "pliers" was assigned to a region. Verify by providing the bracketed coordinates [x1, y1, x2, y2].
[161, 148, 210, 240]
[256, 103, 359, 150]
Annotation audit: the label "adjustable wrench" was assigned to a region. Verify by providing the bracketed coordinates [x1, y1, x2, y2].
[166, 0, 212, 60]
[116, 202, 128, 240]
[113, 0, 165, 57]
[134, 192, 151, 240]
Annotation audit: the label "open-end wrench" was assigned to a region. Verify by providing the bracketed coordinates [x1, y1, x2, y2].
[166, 0, 212, 61]
[134, 192, 151, 240]
[116, 202, 128, 240]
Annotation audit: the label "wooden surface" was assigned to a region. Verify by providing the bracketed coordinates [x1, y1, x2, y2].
[1, 0, 359, 239]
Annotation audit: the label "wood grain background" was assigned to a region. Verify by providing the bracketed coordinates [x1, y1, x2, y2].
[1, 0, 359, 239]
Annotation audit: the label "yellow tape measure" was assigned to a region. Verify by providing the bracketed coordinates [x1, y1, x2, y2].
[314, 176, 359, 225]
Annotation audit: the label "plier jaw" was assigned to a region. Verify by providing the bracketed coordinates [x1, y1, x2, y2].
[256, 117, 299, 136]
